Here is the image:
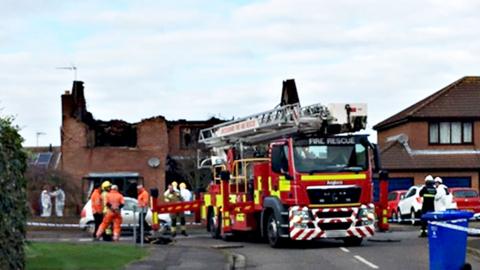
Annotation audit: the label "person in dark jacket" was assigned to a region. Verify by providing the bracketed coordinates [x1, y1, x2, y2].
[419, 175, 437, 237]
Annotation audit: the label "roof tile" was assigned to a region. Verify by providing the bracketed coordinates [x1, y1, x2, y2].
[380, 141, 480, 170]
[374, 76, 480, 130]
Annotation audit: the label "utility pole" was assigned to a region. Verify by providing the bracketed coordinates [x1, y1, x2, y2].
[36, 132, 45, 147]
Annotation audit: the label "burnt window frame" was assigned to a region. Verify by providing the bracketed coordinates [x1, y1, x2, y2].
[179, 126, 199, 149]
[428, 121, 473, 145]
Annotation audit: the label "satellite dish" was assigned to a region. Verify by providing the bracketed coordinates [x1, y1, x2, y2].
[148, 157, 160, 168]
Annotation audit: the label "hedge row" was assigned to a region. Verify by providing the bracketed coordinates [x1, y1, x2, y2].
[0, 116, 28, 269]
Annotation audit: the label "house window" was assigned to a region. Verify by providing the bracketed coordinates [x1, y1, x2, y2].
[180, 127, 200, 149]
[464, 123, 473, 142]
[429, 122, 473, 144]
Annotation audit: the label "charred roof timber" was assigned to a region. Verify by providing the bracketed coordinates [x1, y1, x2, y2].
[62, 81, 137, 147]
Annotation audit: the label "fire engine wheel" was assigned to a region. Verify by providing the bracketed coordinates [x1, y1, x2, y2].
[343, 236, 363, 246]
[206, 208, 213, 232]
[209, 213, 221, 239]
[266, 213, 284, 248]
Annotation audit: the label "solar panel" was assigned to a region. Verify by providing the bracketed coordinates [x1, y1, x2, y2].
[36, 152, 53, 166]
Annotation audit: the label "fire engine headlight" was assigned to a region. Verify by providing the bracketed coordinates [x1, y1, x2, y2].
[292, 209, 310, 220]
[292, 215, 302, 223]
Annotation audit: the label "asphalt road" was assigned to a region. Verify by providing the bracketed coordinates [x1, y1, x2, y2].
[28, 223, 480, 269]
[174, 224, 480, 270]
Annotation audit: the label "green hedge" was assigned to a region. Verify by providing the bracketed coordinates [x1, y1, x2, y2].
[0, 116, 27, 269]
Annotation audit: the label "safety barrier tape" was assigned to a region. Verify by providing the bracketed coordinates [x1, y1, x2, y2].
[27, 222, 201, 228]
[427, 219, 480, 236]
[389, 213, 480, 223]
[27, 222, 81, 228]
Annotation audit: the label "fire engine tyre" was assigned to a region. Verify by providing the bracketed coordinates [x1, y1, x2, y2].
[343, 236, 363, 246]
[209, 213, 221, 239]
[206, 207, 213, 232]
[266, 213, 284, 248]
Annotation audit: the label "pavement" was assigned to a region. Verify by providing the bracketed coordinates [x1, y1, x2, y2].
[390, 222, 480, 251]
[27, 221, 480, 269]
[27, 224, 237, 270]
[467, 233, 480, 260]
[124, 245, 230, 270]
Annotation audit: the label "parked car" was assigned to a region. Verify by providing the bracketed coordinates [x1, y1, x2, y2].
[450, 188, 480, 213]
[397, 185, 457, 224]
[79, 197, 171, 234]
[387, 190, 407, 222]
[397, 186, 423, 224]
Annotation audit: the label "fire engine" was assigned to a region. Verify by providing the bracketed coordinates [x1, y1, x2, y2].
[197, 79, 385, 247]
[150, 79, 386, 247]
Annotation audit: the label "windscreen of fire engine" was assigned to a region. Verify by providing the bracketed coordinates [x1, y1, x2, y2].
[293, 144, 367, 173]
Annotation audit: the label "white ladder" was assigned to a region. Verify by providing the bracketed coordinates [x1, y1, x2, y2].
[198, 103, 344, 148]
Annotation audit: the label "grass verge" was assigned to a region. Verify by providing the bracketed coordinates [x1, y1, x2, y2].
[26, 242, 148, 270]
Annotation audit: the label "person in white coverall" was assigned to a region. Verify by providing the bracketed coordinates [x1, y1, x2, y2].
[179, 182, 192, 215]
[40, 186, 52, 217]
[50, 185, 66, 217]
[434, 177, 451, 211]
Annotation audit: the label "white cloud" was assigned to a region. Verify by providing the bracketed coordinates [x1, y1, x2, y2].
[1, 0, 480, 146]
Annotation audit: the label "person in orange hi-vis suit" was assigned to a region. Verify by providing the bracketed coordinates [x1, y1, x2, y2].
[95, 185, 125, 241]
[90, 183, 104, 239]
[136, 184, 150, 242]
[137, 184, 149, 208]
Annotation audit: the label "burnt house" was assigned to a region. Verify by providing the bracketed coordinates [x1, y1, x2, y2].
[374, 76, 480, 193]
[60, 81, 222, 195]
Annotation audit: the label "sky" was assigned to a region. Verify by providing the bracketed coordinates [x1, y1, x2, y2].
[1, 0, 480, 147]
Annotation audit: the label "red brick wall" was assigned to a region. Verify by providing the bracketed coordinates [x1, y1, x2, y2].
[378, 121, 480, 150]
[60, 117, 168, 194]
[377, 120, 480, 192]
[168, 124, 200, 157]
[60, 87, 221, 199]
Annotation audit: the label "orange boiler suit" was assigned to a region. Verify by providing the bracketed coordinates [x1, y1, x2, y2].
[90, 188, 104, 238]
[96, 189, 125, 241]
[138, 188, 149, 208]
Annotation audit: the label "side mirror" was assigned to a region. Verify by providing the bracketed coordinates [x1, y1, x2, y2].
[150, 188, 159, 198]
[280, 168, 293, 180]
[220, 171, 230, 182]
[379, 170, 389, 181]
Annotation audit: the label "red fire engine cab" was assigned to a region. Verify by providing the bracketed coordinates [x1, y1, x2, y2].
[195, 84, 383, 247]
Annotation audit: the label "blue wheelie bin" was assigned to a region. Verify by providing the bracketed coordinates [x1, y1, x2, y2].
[422, 210, 474, 270]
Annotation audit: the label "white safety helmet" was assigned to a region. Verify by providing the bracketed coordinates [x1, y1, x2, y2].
[111, 185, 119, 190]
[424, 175, 434, 182]
[434, 177, 443, 184]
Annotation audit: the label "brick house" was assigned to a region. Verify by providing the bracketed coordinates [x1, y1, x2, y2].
[373, 76, 480, 193]
[60, 81, 221, 198]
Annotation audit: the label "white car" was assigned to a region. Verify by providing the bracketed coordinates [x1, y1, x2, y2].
[79, 197, 171, 234]
[397, 186, 423, 224]
[397, 185, 457, 224]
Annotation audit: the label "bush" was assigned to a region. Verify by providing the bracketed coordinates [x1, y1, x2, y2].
[0, 116, 28, 269]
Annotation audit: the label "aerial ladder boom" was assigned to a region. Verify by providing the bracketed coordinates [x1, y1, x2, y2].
[198, 102, 367, 149]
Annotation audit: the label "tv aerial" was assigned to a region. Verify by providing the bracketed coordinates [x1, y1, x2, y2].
[56, 65, 78, 81]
